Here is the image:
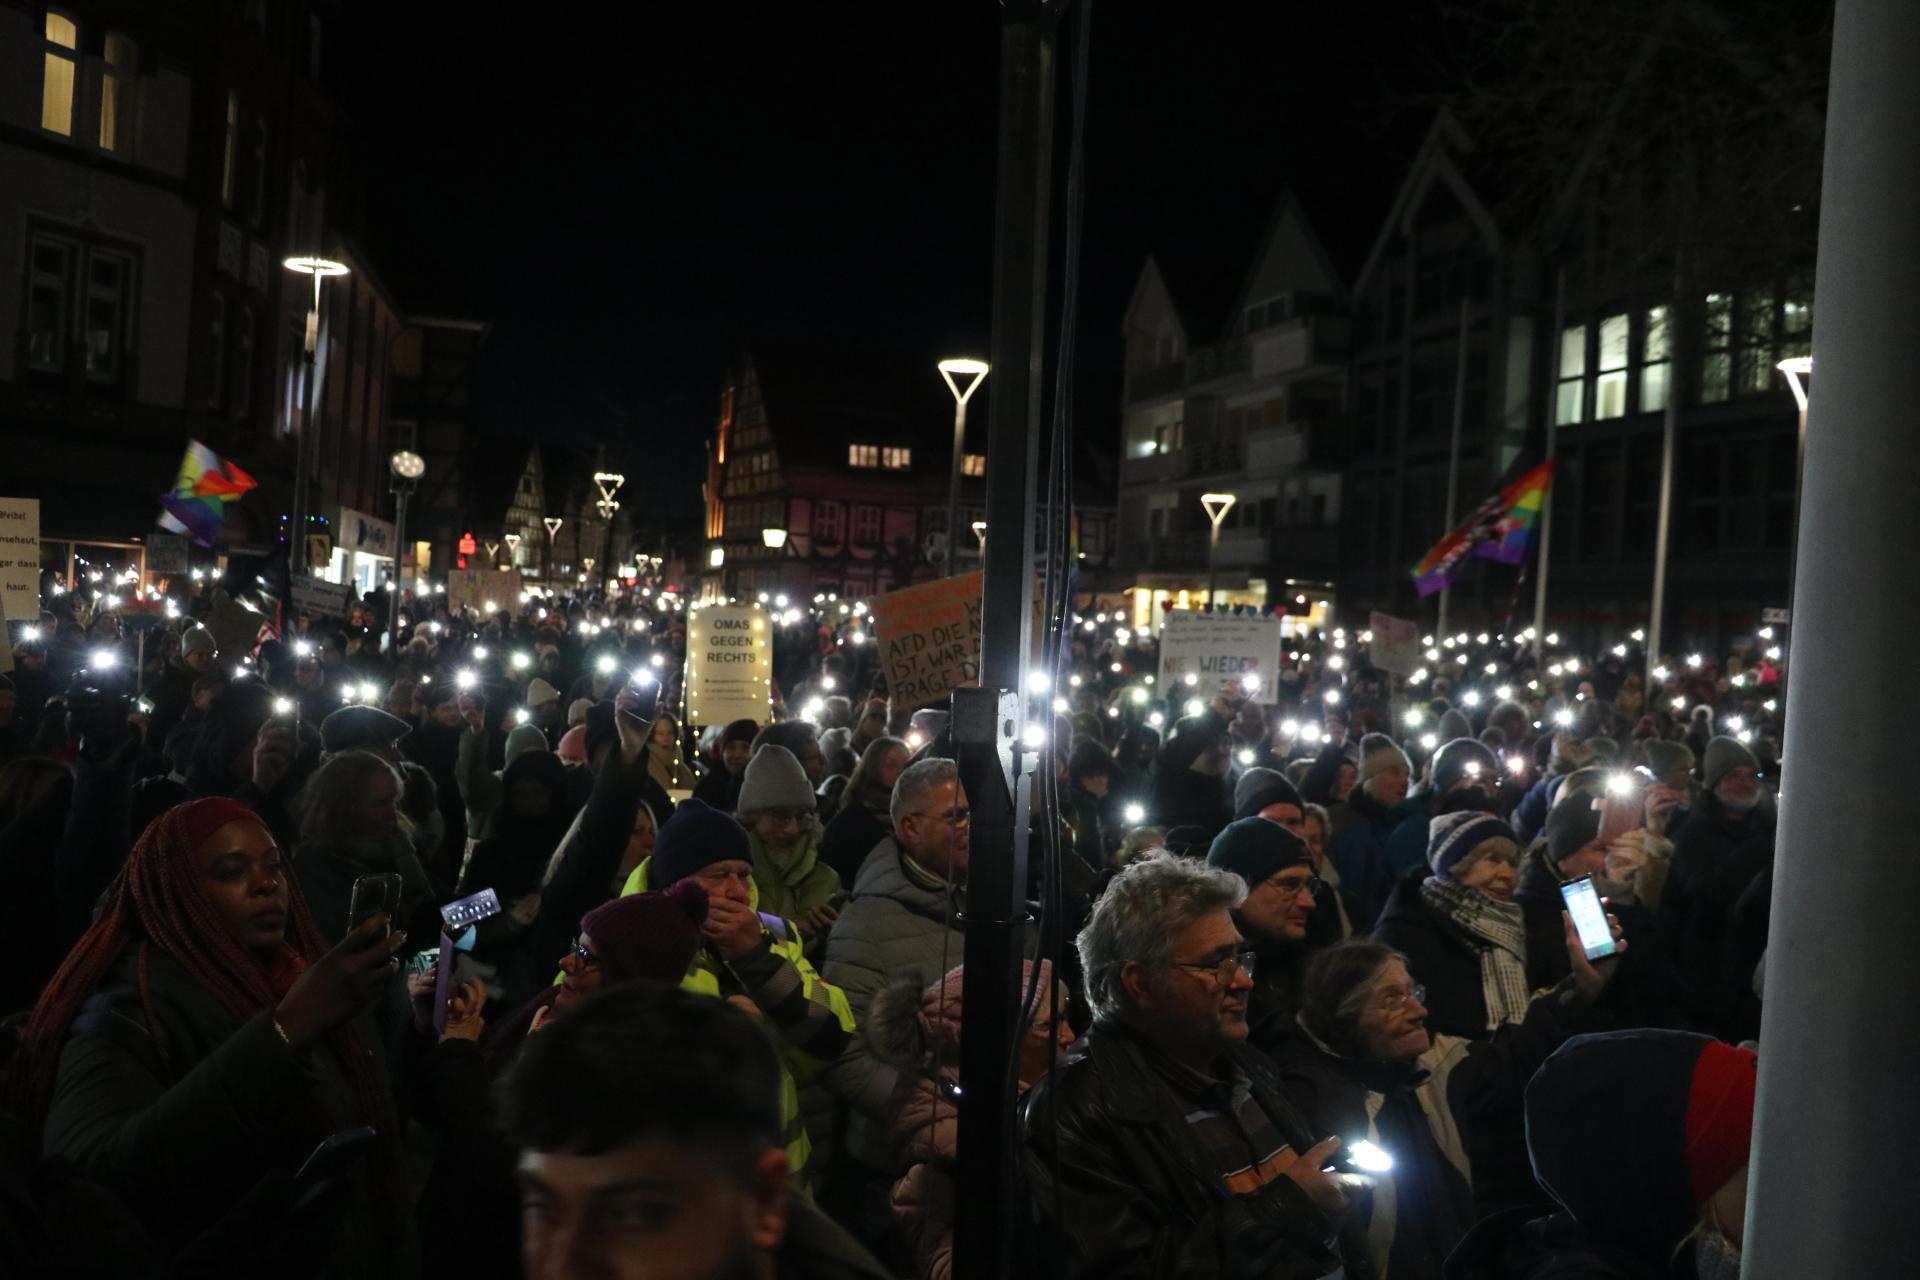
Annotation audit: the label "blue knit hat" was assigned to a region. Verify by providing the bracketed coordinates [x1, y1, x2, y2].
[1426, 809, 1517, 879]
[649, 796, 751, 888]
[1206, 816, 1313, 888]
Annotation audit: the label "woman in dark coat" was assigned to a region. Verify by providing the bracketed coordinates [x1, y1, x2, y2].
[6, 797, 408, 1277]
[820, 736, 908, 885]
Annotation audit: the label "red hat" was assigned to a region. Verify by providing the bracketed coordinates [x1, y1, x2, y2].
[1684, 1040, 1759, 1206]
[578, 880, 709, 985]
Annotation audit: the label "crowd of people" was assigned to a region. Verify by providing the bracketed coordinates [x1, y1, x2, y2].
[0, 569, 1782, 1279]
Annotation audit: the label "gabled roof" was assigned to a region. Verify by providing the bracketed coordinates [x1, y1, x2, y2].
[1226, 187, 1352, 318]
[740, 340, 962, 478]
[1352, 110, 1503, 299]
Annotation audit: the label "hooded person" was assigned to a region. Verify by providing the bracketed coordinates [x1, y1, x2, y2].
[1205, 816, 1326, 1056]
[1448, 1030, 1756, 1279]
[1149, 710, 1233, 840]
[734, 744, 843, 940]
[621, 797, 857, 1191]
[692, 716, 759, 812]
[10, 797, 407, 1276]
[865, 960, 1073, 1280]
[1065, 736, 1120, 872]
[1336, 733, 1423, 925]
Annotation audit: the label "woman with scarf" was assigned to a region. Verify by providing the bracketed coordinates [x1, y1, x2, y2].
[5, 797, 409, 1277]
[820, 735, 909, 885]
[1370, 811, 1570, 1041]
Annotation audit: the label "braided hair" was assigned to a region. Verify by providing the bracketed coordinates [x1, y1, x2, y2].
[6, 797, 393, 1160]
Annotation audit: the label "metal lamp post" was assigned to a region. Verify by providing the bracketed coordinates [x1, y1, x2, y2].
[592, 471, 625, 595]
[282, 255, 351, 576]
[1200, 491, 1237, 608]
[387, 449, 425, 657]
[1776, 355, 1812, 683]
[938, 358, 990, 577]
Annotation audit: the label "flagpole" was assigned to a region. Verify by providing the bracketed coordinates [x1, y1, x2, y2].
[1437, 297, 1471, 641]
[1646, 252, 1685, 671]
[1530, 269, 1566, 661]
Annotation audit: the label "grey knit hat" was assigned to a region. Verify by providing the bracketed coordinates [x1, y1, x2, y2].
[1701, 735, 1759, 793]
[736, 744, 816, 814]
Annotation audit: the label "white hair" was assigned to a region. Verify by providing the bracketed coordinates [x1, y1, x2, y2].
[1077, 856, 1246, 1024]
[889, 757, 958, 830]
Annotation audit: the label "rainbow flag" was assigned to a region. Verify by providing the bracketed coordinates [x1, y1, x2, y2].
[1410, 460, 1554, 597]
[157, 439, 258, 547]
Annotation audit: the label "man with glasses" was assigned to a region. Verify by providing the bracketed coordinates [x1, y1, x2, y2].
[1206, 815, 1329, 1058]
[1024, 855, 1350, 1278]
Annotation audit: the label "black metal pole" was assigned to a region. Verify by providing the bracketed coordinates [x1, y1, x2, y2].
[952, 4, 1056, 1277]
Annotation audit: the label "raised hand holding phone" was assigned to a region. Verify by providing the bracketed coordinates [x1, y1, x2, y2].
[275, 914, 408, 1048]
[1559, 875, 1628, 1002]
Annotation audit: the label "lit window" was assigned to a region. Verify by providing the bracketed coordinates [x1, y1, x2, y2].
[1594, 313, 1629, 419]
[1555, 324, 1586, 425]
[962, 453, 985, 477]
[1780, 290, 1812, 363]
[99, 33, 135, 152]
[847, 444, 879, 468]
[41, 12, 78, 136]
[1639, 306, 1670, 413]
[882, 447, 911, 470]
[1700, 293, 1732, 404]
[222, 94, 239, 208]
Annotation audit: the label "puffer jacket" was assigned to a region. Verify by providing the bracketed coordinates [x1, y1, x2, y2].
[1020, 1019, 1343, 1279]
[623, 856, 856, 1189]
[822, 838, 969, 1174]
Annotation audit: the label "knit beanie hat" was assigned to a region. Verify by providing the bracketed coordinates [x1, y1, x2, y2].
[648, 796, 751, 889]
[182, 624, 217, 659]
[504, 722, 550, 767]
[320, 705, 410, 755]
[1683, 1040, 1760, 1206]
[525, 677, 561, 709]
[720, 718, 759, 748]
[1640, 739, 1694, 782]
[1206, 816, 1313, 887]
[1544, 791, 1604, 871]
[1431, 737, 1499, 794]
[1437, 708, 1473, 743]
[1232, 767, 1303, 821]
[578, 880, 709, 984]
[1355, 733, 1411, 789]
[736, 745, 816, 815]
[567, 697, 594, 728]
[1068, 736, 1116, 784]
[919, 959, 1055, 1071]
[1426, 810, 1516, 879]
[1701, 735, 1759, 792]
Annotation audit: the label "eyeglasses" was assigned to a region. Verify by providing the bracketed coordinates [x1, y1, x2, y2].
[915, 808, 972, 826]
[761, 808, 812, 825]
[567, 939, 601, 969]
[1175, 948, 1258, 986]
[1261, 872, 1323, 900]
[1375, 983, 1426, 1015]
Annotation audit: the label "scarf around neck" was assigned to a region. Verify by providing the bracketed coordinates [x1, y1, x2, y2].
[1419, 874, 1533, 1031]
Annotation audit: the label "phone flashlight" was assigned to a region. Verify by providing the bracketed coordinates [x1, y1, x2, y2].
[274, 697, 295, 716]
[631, 669, 655, 687]
[1123, 802, 1146, 825]
[511, 652, 531, 671]
[1241, 674, 1262, 694]
[596, 654, 617, 675]
[1606, 771, 1635, 797]
[456, 669, 477, 690]
[515, 708, 532, 725]
[1506, 754, 1529, 776]
[294, 640, 313, 657]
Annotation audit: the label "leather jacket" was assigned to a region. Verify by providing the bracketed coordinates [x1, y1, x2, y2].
[1022, 1019, 1345, 1279]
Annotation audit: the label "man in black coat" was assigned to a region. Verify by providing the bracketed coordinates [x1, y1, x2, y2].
[1205, 813, 1330, 1060]
[1023, 855, 1349, 1278]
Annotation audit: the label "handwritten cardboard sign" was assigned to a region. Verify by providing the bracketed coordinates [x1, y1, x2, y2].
[869, 572, 984, 709]
[1368, 611, 1422, 677]
[685, 604, 773, 726]
[1158, 610, 1284, 704]
[0, 497, 40, 625]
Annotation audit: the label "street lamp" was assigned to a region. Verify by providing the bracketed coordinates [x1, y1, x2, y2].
[971, 520, 988, 554]
[1199, 492, 1237, 608]
[592, 471, 624, 594]
[762, 527, 788, 549]
[282, 255, 351, 576]
[387, 449, 425, 657]
[938, 357, 990, 577]
[542, 516, 563, 592]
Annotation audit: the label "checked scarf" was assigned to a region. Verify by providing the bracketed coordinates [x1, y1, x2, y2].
[1420, 874, 1533, 1031]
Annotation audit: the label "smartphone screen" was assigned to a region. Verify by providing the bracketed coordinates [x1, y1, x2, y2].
[348, 872, 403, 934]
[1559, 875, 1617, 960]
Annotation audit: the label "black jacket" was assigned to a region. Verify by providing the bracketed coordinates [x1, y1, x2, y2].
[1445, 1205, 1697, 1279]
[1657, 793, 1774, 1039]
[691, 763, 744, 813]
[819, 799, 888, 888]
[1021, 1019, 1343, 1279]
[1370, 873, 1568, 1043]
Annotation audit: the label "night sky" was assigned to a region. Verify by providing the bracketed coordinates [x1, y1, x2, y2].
[335, 3, 1437, 527]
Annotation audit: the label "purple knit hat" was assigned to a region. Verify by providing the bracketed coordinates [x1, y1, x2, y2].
[579, 880, 709, 984]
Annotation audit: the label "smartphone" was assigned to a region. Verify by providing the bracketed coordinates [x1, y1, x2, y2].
[348, 872, 403, 935]
[439, 887, 502, 933]
[1559, 874, 1618, 961]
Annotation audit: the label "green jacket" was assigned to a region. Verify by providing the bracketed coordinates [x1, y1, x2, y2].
[622, 855, 856, 1189]
[748, 830, 843, 927]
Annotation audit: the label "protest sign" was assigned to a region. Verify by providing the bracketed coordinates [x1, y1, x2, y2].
[1158, 610, 1284, 704]
[289, 575, 352, 620]
[869, 572, 983, 708]
[0, 498, 40, 625]
[145, 534, 190, 575]
[684, 604, 772, 726]
[447, 568, 522, 618]
[208, 592, 271, 660]
[1368, 611, 1422, 677]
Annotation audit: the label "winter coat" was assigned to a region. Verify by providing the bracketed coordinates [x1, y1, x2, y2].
[1445, 1205, 1702, 1279]
[1370, 873, 1569, 1043]
[1020, 1019, 1343, 1279]
[822, 838, 971, 1174]
[145, 657, 200, 748]
[1239, 927, 1317, 1062]
[1276, 987, 1603, 1276]
[624, 855, 856, 1188]
[820, 799, 890, 888]
[691, 764, 744, 813]
[401, 721, 469, 863]
[1151, 766, 1233, 840]
[749, 830, 843, 932]
[41, 949, 398, 1278]
[1657, 792, 1774, 1040]
[1337, 789, 1426, 927]
[1382, 799, 1443, 886]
